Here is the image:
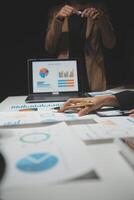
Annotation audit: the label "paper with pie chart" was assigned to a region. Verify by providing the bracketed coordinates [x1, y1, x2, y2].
[0, 122, 94, 189]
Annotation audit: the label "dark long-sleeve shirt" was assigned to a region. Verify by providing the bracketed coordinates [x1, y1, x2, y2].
[115, 90, 134, 110]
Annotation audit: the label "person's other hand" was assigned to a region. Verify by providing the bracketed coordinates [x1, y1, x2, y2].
[81, 7, 103, 20]
[56, 5, 74, 21]
[129, 109, 134, 118]
[59, 96, 106, 116]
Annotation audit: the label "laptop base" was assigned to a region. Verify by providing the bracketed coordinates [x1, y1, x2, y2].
[25, 93, 83, 103]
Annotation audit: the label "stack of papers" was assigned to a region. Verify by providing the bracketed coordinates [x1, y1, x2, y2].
[0, 122, 94, 189]
[67, 117, 134, 144]
[0, 111, 90, 127]
[116, 137, 134, 169]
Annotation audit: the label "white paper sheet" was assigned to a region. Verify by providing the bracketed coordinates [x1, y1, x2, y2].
[88, 87, 134, 97]
[9, 102, 63, 112]
[0, 122, 94, 189]
[67, 116, 134, 142]
[0, 111, 89, 127]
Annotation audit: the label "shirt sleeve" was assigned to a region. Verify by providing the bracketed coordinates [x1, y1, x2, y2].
[115, 90, 134, 110]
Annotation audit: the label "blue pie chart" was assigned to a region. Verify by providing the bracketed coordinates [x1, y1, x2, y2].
[16, 153, 59, 172]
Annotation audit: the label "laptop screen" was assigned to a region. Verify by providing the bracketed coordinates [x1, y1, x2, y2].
[28, 59, 79, 94]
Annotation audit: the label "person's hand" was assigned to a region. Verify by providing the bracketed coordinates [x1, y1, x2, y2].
[81, 7, 103, 20]
[129, 109, 134, 118]
[59, 96, 107, 116]
[56, 5, 74, 21]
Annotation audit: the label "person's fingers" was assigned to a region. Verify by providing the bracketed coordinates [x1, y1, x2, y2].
[81, 8, 89, 17]
[63, 8, 73, 14]
[129, 113, 134, 118]
[90, 9, 99, 17]
[58, 5, 74, 18]
[81, 8, 97, 18]
[59, 99, 73, 112]
[59, 11, 68, 18]
[85, 10, 99, 19]
[81, 7, 102, 20]
[63, 5, 74, 13]
[61, 10, 72, 17]
[86, 9, 96, 17]
[59, 98, 85, 112]
[81, 8, 91, 17]
[92, 12, 100, 20]
[129, 109, 134, 113]
[64, 5, 74, 10]
[78, 106, 93, 116]
[128, 109, 134, 118]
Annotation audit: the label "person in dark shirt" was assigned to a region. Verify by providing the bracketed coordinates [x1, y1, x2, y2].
[45, 0, 116, 92]
[59, 90, 134, 117]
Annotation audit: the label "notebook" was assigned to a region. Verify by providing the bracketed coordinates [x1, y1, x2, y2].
[25, 59, 83, 103]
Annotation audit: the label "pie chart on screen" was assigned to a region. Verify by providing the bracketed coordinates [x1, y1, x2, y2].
[39, 68, 49, 78]
[16, 153, 59, 172]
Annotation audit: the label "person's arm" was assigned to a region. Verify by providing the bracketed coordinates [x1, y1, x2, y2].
[59, 95, 119, 116]
[45, 8, 64, 54]
[78, 95, 118, 116]
[59, 90, 134, 117]
[81, 6, 116, 49]
[45, 5, 74, 54]
[129, 109, 134, 117]
[95, 14, 116, 49]
[115, 91, 134, 110]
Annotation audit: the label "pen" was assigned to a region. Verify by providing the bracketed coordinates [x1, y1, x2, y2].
[73, 10, 82, 16]
[65, 102, 94, 110]
[53, 106, 60, 110]
[53, 106, 78, 113]
[53, 102, 94, 112]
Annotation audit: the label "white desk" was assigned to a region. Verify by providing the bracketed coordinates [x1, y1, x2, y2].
[0, 96, 30, 111]
[1, 96, 134, 200]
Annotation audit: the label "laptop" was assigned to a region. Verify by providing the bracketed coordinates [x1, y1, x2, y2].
[25, 59, 84, 103]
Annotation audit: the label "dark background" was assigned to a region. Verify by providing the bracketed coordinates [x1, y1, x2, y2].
[0, 0, 134, 102]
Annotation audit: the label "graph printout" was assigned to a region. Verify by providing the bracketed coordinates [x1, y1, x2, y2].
[0, 122, 94, 189]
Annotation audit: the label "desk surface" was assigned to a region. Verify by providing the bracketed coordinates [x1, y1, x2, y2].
[0, 96, 27, 111]
[0, 96, 134, 200]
